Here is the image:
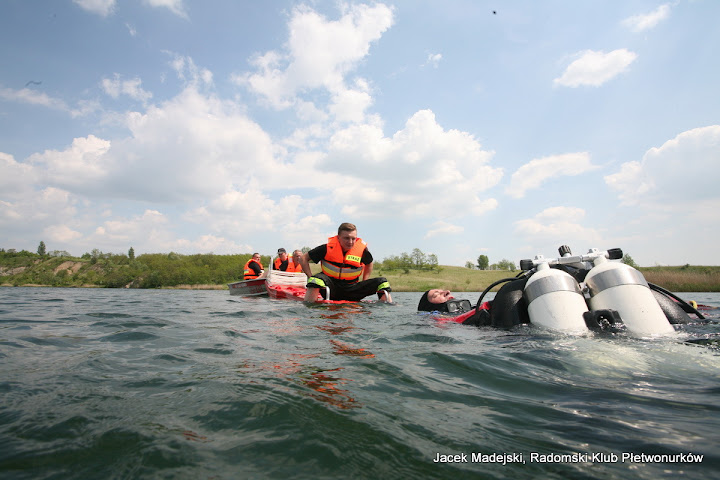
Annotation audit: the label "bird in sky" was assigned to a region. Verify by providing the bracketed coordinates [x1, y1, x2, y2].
[25, 80, 42, 87]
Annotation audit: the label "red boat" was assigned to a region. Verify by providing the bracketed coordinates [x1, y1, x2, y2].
[265, 268, 359, 304]
[265, 269, 312, 300]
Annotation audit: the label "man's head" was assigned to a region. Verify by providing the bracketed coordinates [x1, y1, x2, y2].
[292, 249, 302, 261]
[277, 248, 287, 260]
[337, 223, 357, 253]
[252, 253, 261, 262]
[418, 289, 455, 312]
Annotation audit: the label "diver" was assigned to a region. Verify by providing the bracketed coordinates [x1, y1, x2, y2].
[417, 289, 494, 326]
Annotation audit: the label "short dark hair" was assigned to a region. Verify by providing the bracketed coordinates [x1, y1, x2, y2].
[338, 222, 357, 234]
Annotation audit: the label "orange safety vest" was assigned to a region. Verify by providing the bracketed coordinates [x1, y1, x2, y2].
[243, 259, 263, 279]
[274, 257, 289, 271]
[320, 236, 367, 282]
[286, 261, 303, 272]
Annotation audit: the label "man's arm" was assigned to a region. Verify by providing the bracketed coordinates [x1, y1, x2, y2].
[362, 261, 373, 281]
[299, 252, 313, 277]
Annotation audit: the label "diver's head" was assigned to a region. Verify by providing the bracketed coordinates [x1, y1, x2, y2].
[417, 289, 454, 312]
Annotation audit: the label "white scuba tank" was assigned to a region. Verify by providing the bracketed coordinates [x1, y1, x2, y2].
[524, 262, 589, 333]
[585, 256, 674, 336]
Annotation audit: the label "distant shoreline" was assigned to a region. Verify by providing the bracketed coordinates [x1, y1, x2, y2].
[2, 252, 718, 292]
[3, 267, 719, 293]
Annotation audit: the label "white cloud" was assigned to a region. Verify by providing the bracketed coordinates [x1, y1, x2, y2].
[18, 81, 280, 203]
[28, 135, 112, 192]
[0, 85, 97, 117]
[622, 4, 671, 33]
[0, 86, 68, 111]
[328, 78, 374, 124]
[44, 224, 83, 243]
[423, 53, 442, 68]
[425, 220, 464, 238]
[184, 189, 333, 252]
[237, 3, 394, 109]
[0, 187, 79, 241]
[169, 54, 213, 87]
[0, 152, 36, 196]
[514, 206, 602, 257]
[143, 0, 188, 19]
[605, 125, 720, 207]
[101, 74, 152, 103]
[506, 152, 599, 198]
[73, 0, 116, 17]
[94, 210, 168, 245]
[323, 109, 502, 218]
[554, 49, 638, 87]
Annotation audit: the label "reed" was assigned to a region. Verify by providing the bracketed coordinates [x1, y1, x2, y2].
[641, 266, 720, 292]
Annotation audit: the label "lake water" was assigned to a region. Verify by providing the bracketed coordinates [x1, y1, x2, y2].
[1, 287, 719, 479]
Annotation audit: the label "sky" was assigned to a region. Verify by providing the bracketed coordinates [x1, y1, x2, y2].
[1, 0, 719, 267]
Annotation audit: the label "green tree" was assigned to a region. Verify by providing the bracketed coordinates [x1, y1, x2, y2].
[477, 254, 489, 270]
[128, 246, 135, 260]
[495, 258, 516, 271]
[622, 253, 639, 269]
[411, 248, 426, 268]
[465, 261, 475, 269]
[37, 241, 46, 256]
[427, 253, 439, 271]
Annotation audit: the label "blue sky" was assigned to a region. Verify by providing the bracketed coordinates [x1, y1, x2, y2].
[1, 0, 719, 267]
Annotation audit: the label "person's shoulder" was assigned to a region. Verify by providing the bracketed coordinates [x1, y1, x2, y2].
[308, 244, 327, 262]
[361, 246, 373, 263]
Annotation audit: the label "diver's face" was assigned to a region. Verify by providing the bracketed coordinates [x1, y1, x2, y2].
[427, 289, 453, 304]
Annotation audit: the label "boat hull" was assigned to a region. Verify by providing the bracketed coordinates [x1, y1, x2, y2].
[265, 270, 358, 304]
[227, 278, 267, 296]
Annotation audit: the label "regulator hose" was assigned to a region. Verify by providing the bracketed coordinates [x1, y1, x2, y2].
[475, 271, 530, 314]
[648, 282, 705, 320]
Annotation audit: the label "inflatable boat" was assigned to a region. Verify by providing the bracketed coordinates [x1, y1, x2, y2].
[263, 260, 359, 304]
[440, 246, 704, 337]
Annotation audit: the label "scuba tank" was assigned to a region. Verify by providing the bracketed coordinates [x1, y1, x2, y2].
[584, 251, 675, 336]
[521, 255, 589, 333]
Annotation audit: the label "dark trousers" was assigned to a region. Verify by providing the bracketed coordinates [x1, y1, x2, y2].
[307, 273, 391, 301]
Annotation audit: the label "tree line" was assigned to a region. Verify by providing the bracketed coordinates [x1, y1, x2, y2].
[0, 245, 269, 288]
[379, 248, 440, 273]
[464, 254, 517, 271]
[0, 242, 647, 288]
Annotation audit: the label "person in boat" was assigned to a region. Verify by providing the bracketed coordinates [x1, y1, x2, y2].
[288, 249, 304, 272]
[298, 222, 392, 303]
[243, 253, 264, 280]
[274, 248, 291, 271]
[417, 289, 492, 326]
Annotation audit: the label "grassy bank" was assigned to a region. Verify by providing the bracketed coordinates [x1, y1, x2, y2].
[641, 266, 720, 292]
[373, 265, 519, 292]
[2, 251, 719, 292]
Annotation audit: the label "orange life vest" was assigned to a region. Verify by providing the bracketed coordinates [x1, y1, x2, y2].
[320, 236, 367, 282]
[243, 259, 263, 279]
[274, 257, 289, 271]
[286, 261, 303, 272]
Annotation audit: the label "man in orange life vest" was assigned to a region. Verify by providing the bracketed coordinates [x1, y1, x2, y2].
[274, 248, 291, 271]
[298, 223, 392, 303]
[289, 249, 304, 272]
[274, 248, 303, 272]
[243, 253, 263, 280]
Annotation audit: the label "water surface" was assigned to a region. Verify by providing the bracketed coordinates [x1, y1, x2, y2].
[1, 287, 718, 479]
